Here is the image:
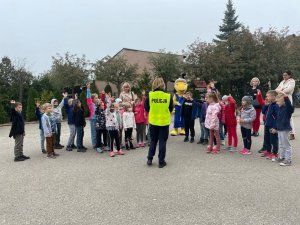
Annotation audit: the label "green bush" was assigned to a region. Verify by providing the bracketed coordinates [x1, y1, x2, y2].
[26, 88, 38, 121]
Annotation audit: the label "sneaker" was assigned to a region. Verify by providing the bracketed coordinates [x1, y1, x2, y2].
[113, 149, 118, 153]
[276, 158, 285, 163]
[20, 155, 30, 160]
[197, 139, 204, 144]
[225, 146, 232, 151]
[212, 147, 220, 154]
[147, 159, 152, 166]
[66, 146, 73, 151]
[266, 153, 273, 160]
[14, 156, 25, 162]
[207, 146, 213, 154]
[54, 145, 63, 149]
[202, 139, 208, 145]
[239, 148, 247, 154]
[183, 137, 189, 142]
[159, 161, 167, 168]
[252, 132, 259, 137]
[140, 143, 145, 147]
[71, 144, 77, 149]
[229, 147, 237, 152]
[47, 154, 56, 159]
[117, 149, 125, 155]
[270, 153, 278, 162]
[190, 138, 194, 143]
[82, 146, 88, 150]
[109, 151, 115, 157]
[242, 149, 252, 155]
[279, 160, 292, 166]
[42, 149, 47, 154]
[53, 152, 60, 157]
[258, 148, 265, 154]
[261, 151, 270, 157]
[221, 140, 225, 146]
[96, 147, 103, 153]
[77, 148, 86, 153]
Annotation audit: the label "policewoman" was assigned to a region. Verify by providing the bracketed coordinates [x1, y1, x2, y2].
[145, 77, 173, 168]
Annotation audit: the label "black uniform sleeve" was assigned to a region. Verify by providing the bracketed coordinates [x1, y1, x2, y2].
[169, 95, 174, 113]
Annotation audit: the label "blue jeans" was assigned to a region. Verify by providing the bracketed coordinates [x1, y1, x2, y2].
[219, 122, 224, 141]
[39, 129, 45, 151]
[200, 121, 208, 140]
[90, 119, 97, 147]
[76, 126, 84, 149]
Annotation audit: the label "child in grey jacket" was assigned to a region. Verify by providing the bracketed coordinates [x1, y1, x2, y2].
[51, 94, 66, 149]
[238, 96, 256, 155]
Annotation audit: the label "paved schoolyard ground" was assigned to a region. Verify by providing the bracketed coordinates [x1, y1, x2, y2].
[0, 111, 300, 225]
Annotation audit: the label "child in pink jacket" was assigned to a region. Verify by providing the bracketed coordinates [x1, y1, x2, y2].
[134, 94, 146, 147]
[205, 92, 221, 154]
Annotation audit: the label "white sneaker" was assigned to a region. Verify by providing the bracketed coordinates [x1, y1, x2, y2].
[96, 148, 103, 153]
[229, 147, 237, 152]
[113, 149, 118, 153]
[221, 140, 225, 146]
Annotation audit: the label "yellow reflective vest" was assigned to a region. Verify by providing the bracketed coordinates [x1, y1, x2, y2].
[149, 91, 171, 126]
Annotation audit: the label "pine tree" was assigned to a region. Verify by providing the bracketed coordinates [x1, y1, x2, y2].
[215, 0, 241, 42]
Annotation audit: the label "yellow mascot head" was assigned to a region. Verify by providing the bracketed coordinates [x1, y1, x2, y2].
[174, 78, 188, 96]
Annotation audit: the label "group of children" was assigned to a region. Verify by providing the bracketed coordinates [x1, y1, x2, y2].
[9, 81, 294, 166]
[180, 89, 294, 166]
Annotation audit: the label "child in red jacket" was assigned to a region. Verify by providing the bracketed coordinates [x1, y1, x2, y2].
[134, 92, 146, 147]
[222, 95, 238, 151]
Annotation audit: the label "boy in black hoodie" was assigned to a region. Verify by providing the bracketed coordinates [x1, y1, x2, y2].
[9, 100, 30, 162]
[181, 92, 198, 143]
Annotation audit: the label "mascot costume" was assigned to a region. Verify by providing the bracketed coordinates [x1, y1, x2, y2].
[170, 77, 188, 136]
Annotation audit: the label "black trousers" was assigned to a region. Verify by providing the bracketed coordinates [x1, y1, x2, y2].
[264, 126, 278, 154]
[55, 122, 61, 145]
[124, 128, 133, 141]
[96, 129, 107, 148]
[241, 127, 252, 150]
[108, 130, 120, 151]
[184, 119, 195, 138]
[147, 124, 169, 164]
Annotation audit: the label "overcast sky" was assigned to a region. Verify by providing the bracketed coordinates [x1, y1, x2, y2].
[1, 0, 299, 75]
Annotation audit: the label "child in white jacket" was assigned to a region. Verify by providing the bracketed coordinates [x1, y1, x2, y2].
[123, 103, 136, 150]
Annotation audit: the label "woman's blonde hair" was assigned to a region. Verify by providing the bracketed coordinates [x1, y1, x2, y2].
[250, 77, 260, 86]
[152, 77, 166, 91]
[122, 82, 131, 91]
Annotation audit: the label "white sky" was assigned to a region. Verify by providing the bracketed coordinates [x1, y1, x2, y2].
[0, 0, 299, 75]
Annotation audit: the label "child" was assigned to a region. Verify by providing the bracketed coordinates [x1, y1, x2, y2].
[73, 99, 87, 152]
[9, 100, 30, 162]
[123, 103, 136, 150]
[198, 95, 209, 145]
[181, 92, 198, 143]
[64, 93, 77, 151]
[276, 92, 294, 166]
[95, 101, 107, 153]
[238, 96, 256, 155]
[205, 92, 221, 153]
[222, 95, 238, 152]
[134, 93, 146, 147]
[42, 103, 60, 159]
[35, 101, 46, 154]
[258, 98, 269, 154]
[261, 90, 279, 161]
[51, 95, 65, 149]
[105, 97, 124, 157]
[115, 99, 124, 149]
[218, 96, 226, 146]
[86, 82, 98, 148]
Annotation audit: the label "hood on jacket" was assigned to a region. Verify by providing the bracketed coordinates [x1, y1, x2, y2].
[51, 99, 58, 107]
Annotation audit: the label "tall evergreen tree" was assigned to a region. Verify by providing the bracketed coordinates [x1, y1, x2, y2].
[215, 0, 241, 42]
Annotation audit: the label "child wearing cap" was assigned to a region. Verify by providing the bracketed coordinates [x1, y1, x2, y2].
[238, 96, 256, 155]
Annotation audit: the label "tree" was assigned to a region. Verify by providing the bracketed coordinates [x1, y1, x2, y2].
[94, 56, 138, 96]
[0, 104, 8, 124]
[148, 50, 183, 86]
[215, 0, 241, 43]
[137, 68, 152, 93]
[49, 52, 90, 92]
[104, 83, 112, 94]
[26, 88, 38, 121]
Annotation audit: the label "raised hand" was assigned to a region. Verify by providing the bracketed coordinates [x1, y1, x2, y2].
[10, 100, 16, 104]
[75, 93, 78, 99]
[63, 92, 68, 98]
[35, 101, 41, 107]
[87, 82, 91, 89]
